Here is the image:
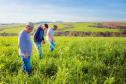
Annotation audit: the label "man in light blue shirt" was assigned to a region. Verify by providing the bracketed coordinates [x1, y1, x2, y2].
[18, 22, 34, 75]
[46, 25, 58, 51]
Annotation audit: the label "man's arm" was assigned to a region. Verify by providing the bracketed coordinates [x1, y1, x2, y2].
[42, 37, 45, 44]
[19, 34, 28, 58]
[48, 33, 53, 41]
[48, 29, 53, 41]
[34, 28, 40, 40]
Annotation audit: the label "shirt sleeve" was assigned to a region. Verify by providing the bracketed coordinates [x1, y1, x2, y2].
[42, 30, 44, 40]
[34, 28, 40, 40]
[18, 33, 27, 54]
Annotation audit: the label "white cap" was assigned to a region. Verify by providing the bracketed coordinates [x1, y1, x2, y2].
[26, 22, 34, 29]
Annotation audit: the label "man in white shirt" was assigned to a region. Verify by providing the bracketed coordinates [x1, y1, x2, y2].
[46, 25, 58, 51]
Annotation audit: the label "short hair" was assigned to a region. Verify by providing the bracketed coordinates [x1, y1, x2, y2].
[26, 22, 34, 29]
[44, 24, 48, 28]
[53, 25, 57, 28]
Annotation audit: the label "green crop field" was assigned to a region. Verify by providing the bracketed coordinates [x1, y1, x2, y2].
[0, 22, 121, 34]
[0, 36, 126, 84]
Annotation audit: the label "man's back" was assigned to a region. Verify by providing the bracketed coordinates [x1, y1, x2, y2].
[46, 28, 54, 41]
[33, 27, 44, 43]
[18, 30, 32, 56]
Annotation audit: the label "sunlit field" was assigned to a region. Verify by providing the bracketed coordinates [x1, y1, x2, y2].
[0, 0, 126, 83]
[0, 36, 126, 84]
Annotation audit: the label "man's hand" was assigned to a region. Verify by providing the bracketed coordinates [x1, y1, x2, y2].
[24, 53, 28, 58]
[52, 38, 54, 42]
[42, 40, 45, 44]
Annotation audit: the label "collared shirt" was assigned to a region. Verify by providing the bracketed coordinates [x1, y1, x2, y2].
[18, 30, 32, 56]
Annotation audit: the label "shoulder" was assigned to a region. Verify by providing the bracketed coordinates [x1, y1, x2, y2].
[50, 28, 54, 32]
[19, 30, 24, 36]
[34, 28, 40, 35]
[19, 30, 28, 38]
[48, 28, 53, 31]
[18, 30, 25, 40]
[37, 27, 43, 32]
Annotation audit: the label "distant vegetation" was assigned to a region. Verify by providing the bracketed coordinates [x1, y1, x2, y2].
[0, 22, 126, 36]
[59, 23, 120, 32]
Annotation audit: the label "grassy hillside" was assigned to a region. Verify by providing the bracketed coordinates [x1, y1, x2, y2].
[61, 23, 120, 32]
[0, 25, 24, 34]
[0, 22, 121, 34]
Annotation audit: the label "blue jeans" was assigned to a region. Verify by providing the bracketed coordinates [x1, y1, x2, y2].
[34, 42, 42, 59]
[49, 41, 55, 51]
[20, 55, 31, 75]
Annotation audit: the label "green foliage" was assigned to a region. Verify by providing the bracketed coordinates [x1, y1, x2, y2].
[0, 36, 126, 84]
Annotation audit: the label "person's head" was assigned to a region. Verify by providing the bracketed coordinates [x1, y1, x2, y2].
[41, 24, 48, 30]
[25, 22, 34, 33]
[53, 25, 58, 30]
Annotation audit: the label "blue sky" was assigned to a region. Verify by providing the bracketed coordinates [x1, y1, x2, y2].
[0, 0, 126, 23]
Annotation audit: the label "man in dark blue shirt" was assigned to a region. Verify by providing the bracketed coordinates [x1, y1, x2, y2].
[33, 24, 48, 59]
